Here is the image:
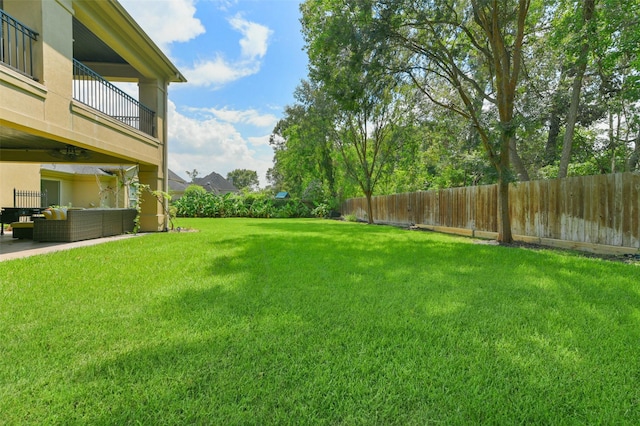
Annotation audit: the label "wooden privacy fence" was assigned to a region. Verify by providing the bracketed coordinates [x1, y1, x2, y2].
[341, 172, 640, 253]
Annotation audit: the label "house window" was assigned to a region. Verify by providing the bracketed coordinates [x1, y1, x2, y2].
[41, 180, 60, 206]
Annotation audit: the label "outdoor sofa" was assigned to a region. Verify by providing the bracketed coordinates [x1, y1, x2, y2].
[32, 208, 137, 242]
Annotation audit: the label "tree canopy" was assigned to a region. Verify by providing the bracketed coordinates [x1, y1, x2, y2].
[270, 0, 640, 240]
[227, 169, 259, 191]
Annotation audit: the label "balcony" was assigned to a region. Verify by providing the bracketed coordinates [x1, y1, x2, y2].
[73, 59, 156, 137]
[0, 8, 38, 80]
[1, 9, 156, 138]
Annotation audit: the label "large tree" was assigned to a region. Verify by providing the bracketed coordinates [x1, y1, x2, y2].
[557, 0, 598, 178]
[301, 0, 407, 224]
[269, 80, 339, 200]
[365, 0, 534, 242]
[226, 169, 259, 191]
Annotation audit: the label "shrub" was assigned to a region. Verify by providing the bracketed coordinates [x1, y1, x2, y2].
[311, 202, 331, 218]
[249, 199, 276, 218]
[174, 185, 215, 217]
[173, 189, 318, 219]
[276, 199, 311, 218]
[344, 214, 358, 222]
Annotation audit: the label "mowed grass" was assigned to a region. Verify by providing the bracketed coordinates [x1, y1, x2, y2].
[1, 218, 639, 424]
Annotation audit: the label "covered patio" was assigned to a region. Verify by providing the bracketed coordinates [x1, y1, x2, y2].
[0, 0, 185, 232]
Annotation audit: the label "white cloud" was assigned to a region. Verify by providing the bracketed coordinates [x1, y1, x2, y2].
[181, 56, 260, 87]
[180, 15, 272, 89]
[167, 101, 273, 187]
[186, 107, 278, 128]
[248, 135, 272, 147]
[229, 14, 272, 60]
[121, 2, 273, 89]
[210, 0, 238, 12]
[119, 0, 205, 53]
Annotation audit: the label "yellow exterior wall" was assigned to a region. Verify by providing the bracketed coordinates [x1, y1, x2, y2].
[40, 170, 123, 208]
[0, 163, 41, 207]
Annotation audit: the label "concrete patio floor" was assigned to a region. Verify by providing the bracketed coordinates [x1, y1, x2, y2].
[0, 232, 143, 262]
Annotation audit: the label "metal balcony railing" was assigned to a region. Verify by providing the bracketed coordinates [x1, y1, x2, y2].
[73, 59, 156, 137]
[0, 9, 38, 79]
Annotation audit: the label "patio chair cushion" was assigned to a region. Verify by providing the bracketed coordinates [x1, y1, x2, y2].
[11, 221, 34, 239]
[44, 208, 67, 220]
[11, 221, 34, 229]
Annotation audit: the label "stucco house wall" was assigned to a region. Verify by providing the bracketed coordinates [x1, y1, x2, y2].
[0, 0, 185, 230]
[0, 163, 41, 207]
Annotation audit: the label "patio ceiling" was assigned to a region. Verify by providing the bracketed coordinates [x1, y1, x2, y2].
[73, 18, 127, 65]
[0, 126, 132, 164]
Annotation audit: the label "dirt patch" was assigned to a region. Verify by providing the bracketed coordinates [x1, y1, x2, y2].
[408, 225, 639, 265]
[473, 238, 640, 265]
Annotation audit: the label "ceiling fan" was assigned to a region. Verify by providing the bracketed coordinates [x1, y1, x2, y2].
[49, 144, 91, 161]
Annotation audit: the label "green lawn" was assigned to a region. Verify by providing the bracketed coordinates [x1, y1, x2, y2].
[1, 218, 639, 424]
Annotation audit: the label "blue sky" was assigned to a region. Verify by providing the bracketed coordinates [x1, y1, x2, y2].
[118, 0, 308, 186]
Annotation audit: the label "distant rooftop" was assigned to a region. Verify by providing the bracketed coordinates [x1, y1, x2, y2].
[193, 171, 238, 195]
[168, 169, 189, 193]
[168, 170, 238, 196]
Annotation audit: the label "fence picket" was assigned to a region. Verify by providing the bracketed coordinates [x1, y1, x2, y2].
[342, 173, 640, 250]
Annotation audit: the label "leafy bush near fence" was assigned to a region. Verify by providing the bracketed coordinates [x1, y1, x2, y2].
[173, 186, 324, 219]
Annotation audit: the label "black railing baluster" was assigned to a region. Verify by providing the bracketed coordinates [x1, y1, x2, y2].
[13, 188, 47, 208]
[72, 59, 156, 137]
[1, 8, 156, 138]
[0, 9, 37, 79]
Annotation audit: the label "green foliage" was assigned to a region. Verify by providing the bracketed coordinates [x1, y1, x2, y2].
[268, 80, 338, 200]
[132, 182, 175, 231]
[173, 189, 314, 219]
[537, 161, 603, 180]
[173, 185, 215, 217]
[264, 0, 640, 240]
[274, 199, 312, 218]
[344, 213, 358, 222]
[226, 169, 259, 191]
[310, 201, 331, 218]
[184, 184, 207, 196]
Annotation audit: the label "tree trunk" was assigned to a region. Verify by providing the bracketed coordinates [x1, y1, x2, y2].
[365, 191, 374, 224]
[609, 110, 617, 173]
[509, 136, 530, 181]
[497, 173, 512, 243]
[558, 0, 596, 178]
[626, 129, 640, 171]
[496, 128, 513, 243]
[543, 82, 566, 166]
[559, 67, 588, 178]
[543, 66, 568, 167]
[544, 110, 562, 166]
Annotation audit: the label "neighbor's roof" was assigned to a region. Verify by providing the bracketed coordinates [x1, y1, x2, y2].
[167, 169, 190, 193]
[194, 171, 238, 195]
